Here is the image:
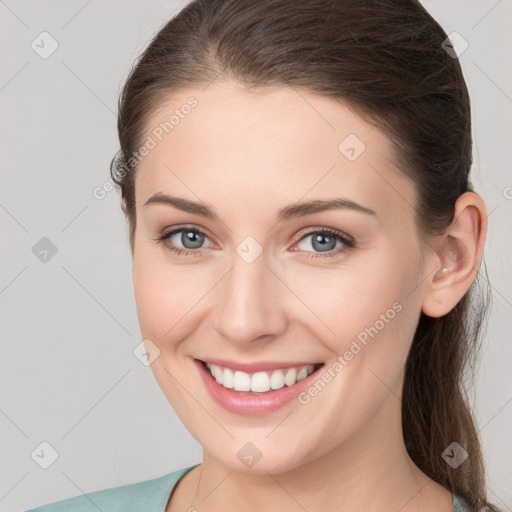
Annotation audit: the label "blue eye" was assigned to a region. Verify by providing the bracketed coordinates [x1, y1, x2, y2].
[156, 226, 212, 257]
[294, 228, 354, 259]
[155, 226, 354, 259]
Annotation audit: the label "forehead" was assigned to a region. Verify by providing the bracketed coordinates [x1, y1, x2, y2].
[135, 80, 414, 222]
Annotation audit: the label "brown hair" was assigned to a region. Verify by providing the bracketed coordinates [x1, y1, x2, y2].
[110, 0, 493, 508]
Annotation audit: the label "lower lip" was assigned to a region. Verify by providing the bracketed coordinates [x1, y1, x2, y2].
[194, 359, 324, 416]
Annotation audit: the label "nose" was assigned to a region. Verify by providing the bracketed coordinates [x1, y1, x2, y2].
[213, 253, 288, 346]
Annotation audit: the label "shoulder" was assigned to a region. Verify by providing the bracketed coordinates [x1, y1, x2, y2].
[453, 494, 471, 511]
[453, 494, 503, 512]
[25, 465, 199, 512]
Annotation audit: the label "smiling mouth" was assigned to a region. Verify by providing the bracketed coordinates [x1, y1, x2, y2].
[199, 360, 325, 394]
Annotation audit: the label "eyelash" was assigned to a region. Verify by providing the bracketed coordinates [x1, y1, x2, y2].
[155, 226, 355, 259]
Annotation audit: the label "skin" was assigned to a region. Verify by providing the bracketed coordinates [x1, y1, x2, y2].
[130, 80, 487, 512]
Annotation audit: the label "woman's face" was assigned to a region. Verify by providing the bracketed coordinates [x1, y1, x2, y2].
[132, 80, 431, 473]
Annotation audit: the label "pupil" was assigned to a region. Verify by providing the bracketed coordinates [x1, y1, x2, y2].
[313, 234, 335, 252]
[183, 230, 204, 249]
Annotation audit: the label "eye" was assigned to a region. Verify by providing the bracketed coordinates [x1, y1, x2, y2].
[155, 225, 354, 259]
[292, 228, 354, 259]
[155, 226, 213, 257]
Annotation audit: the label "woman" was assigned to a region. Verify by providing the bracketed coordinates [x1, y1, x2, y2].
[27, 0, 500, 510]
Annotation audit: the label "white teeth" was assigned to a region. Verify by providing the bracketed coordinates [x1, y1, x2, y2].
[233, 370, 251, 391]
[222, 367, 234, 388]
[284, 367, 297, 386]
[212, 364, 223, 383]
[250, 372, 270, 392]
[270, 369, 285, 390]
[205, 362, 318, 393]
[296, 366, 309, 381]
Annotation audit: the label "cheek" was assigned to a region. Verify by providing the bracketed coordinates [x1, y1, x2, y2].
[290, 263, 419, 434]
[133, 246, 223, 352]
[289, 252, 420, 368]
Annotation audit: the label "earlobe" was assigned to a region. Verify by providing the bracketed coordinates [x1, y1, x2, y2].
[421, 192, 487, 318]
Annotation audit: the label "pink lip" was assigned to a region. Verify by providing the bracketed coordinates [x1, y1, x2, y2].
[199, 357, 322, 373]
[194, 359, 324, 415]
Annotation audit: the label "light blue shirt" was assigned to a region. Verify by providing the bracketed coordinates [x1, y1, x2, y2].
[26, 463, 474, 511]
[25, 464, 200, 512]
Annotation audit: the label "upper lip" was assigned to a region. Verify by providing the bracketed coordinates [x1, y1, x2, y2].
[197, 358, 324, 373]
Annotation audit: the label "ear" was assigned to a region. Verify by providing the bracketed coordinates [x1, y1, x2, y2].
[421, 192, 487, 318]
[120, 198, 129, 217]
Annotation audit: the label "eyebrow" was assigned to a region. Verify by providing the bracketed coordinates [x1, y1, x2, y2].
[143, 192, 376, 222]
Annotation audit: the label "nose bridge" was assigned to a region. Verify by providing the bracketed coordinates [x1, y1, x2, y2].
[213, 248, 286, 344]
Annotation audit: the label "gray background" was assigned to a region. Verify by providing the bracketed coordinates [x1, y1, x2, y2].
[0, 1, 510, 510]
